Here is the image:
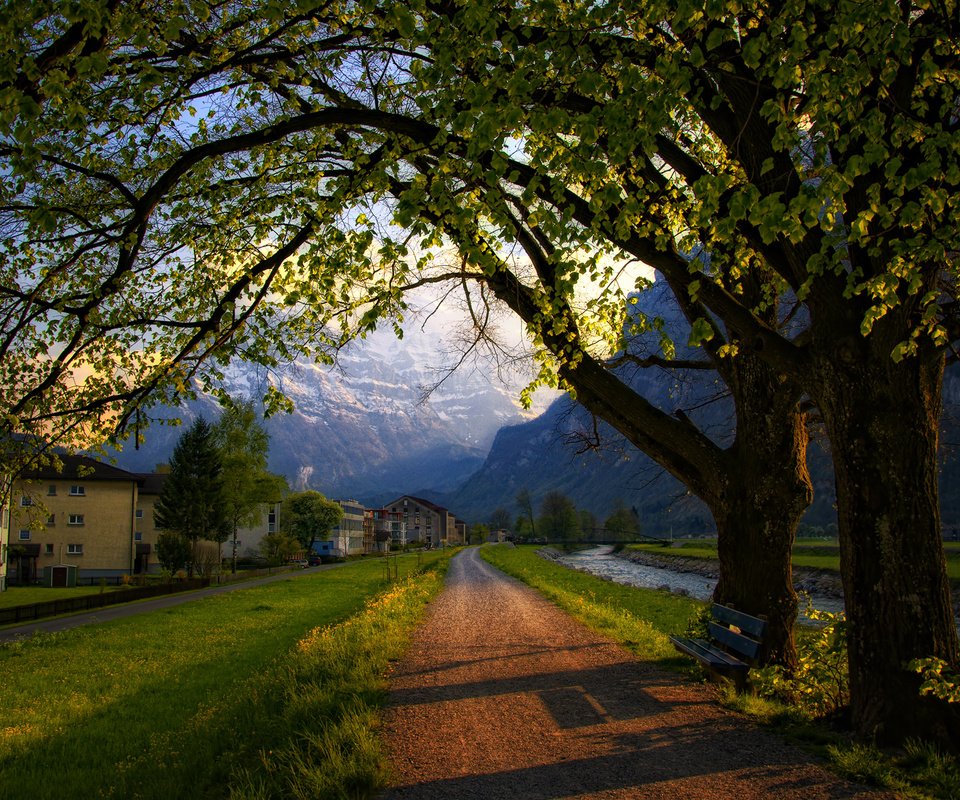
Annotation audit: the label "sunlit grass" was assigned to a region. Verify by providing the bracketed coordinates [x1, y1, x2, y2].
[0, 552, 452, 800]
[481, 544, 700, 662]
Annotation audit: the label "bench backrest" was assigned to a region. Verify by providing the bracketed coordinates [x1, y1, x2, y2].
[709, 603, 767, 662]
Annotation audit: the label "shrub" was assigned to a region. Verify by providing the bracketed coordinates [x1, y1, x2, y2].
[909, 657, 960, 704]
[753, 599, 848, 718]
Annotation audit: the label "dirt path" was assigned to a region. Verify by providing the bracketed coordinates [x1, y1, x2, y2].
[380, 548, 898, 799]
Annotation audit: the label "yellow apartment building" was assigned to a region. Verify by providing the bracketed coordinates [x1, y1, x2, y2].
[6, 454, 142, 584]
[0, 491, 9, 591]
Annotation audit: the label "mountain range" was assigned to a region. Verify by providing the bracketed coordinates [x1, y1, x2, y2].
[110, 311, 959, 537]
[110, 321, 551, 504]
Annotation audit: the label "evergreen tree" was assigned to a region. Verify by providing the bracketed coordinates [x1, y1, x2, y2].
[155, 531, 191, 575]
[153, 417, 230, 577]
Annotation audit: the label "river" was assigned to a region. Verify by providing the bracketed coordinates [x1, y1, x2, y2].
[552, 545, 846, 618]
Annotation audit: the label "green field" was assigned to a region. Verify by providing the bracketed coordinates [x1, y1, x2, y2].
[0, 552, 451, 800]
[0, 584, 128, 609]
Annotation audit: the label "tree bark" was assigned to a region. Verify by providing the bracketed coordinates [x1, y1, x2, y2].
[812, 330, 960, 743]
[556, 349, 810, 668]
[713, 355, 811, 670]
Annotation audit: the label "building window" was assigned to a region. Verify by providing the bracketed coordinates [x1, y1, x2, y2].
[67, 544, 83, 555]
[135, 509, 143, 519]
[20, 495, 32, 507]
[18, 529, 30, 541]
[44, 543, 54, 555]
[70, 485, 86, 496]
[134, 532, 143, 542]
[47, 485, 57, 496]
[46, 513, 56, 526]
[68, 514, 85, 526]
[268, 507, 277, 533]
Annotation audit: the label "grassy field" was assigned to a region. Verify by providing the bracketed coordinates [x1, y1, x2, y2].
[627, 539, 960, 580]
[0, 552, 452, 800]
[481, 544, 960, 800]
[0, 584, 128, 609]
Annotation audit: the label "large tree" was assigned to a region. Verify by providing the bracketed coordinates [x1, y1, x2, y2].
[153, 417, 230, 577]
[2, 1, 957, 742]
[314, 0, 956, 740]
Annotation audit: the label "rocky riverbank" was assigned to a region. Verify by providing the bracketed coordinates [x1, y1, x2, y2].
[616, 548, 960, 621]
[615, 548, 846, 600]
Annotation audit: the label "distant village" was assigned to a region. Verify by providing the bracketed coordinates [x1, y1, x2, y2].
[0, 452, 494, 590]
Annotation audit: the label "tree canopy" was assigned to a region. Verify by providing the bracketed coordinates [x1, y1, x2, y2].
[282, 490, 344, 555]
[212, 399, 288, 569]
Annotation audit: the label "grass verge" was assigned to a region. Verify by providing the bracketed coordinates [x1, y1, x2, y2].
[481, 544, 960, 800]
[0, 552, 452, 800]
[481, 544, 699, 664]
[0, 584, 130, 609]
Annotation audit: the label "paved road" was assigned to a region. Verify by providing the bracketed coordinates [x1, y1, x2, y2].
[380, 548, 897, 800]
[0, 564, 343, 643]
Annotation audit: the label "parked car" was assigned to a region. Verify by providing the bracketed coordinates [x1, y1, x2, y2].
[307, 555, 322, 566]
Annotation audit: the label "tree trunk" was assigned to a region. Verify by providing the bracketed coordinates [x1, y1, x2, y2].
[813, 335, 960, 744]
[713, 356, 811, 670]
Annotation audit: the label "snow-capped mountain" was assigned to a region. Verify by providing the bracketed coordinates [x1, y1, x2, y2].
[110, 322, 551, 503]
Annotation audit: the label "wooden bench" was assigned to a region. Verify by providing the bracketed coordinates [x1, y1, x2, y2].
[669, 603, 767, 693]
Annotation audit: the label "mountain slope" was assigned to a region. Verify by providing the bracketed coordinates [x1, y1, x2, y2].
[111, 324, 545, 500]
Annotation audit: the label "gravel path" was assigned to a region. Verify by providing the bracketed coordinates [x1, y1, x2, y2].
[380, 548, 899, 799]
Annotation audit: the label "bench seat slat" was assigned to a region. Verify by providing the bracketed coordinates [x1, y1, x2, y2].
[711, 603, 767, 638]
[669, 635, 748, 672]
[708, 621, 762, 661]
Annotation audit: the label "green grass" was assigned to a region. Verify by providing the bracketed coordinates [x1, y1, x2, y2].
[482, 544, 960, 800]
[0, 551, 452, 800]
[627, 538, 960, 580]
[0, 584, 128, 609]
[481, 544, 700, 664]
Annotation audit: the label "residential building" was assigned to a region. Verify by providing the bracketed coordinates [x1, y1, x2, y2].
[232, 502, 281, 561]
[0, 487, 9, 591]
[383, 495, 464, 547]
[331, 500, 366, 556]
[364, 508, 406, 552]
[6, 455, 142, 583]
[133, 470, 168, 574]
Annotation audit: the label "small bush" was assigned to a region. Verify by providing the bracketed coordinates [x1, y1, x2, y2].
[909, 657, 960, 704]
[753, 599, 848, 719]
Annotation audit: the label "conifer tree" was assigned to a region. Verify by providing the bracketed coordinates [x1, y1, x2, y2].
[154, 417, 230, 577]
